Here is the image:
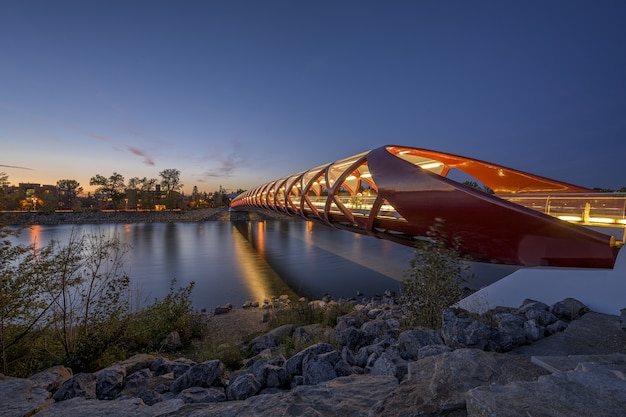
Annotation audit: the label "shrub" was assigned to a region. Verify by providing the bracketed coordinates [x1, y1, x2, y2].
[400, 218, 472, 329]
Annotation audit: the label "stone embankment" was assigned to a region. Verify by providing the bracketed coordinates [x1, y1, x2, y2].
[0, 207, 290, 226]
[2, 296, 626, 417]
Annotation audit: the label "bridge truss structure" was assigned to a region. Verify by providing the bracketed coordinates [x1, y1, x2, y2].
[230, 145, 625, 269]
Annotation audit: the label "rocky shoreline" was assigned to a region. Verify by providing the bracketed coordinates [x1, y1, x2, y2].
[0, 207, 291, 226]
[3, 296, 626, 416]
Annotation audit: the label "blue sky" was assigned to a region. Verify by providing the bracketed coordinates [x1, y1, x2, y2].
[1, 0, 625, 194]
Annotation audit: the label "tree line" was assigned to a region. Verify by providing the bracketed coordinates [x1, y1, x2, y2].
[0, 169, 236, 212]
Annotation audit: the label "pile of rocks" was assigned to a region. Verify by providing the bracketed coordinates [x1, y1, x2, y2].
[1, 296, 618, 417]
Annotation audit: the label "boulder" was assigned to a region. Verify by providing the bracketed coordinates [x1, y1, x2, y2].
[52, 373, 97, 402]
[551, 298, 589, 321]
[177, 386, 227, 403]
[214, 303, 233, 315]
[226, 373, 262, 400]
[151, 357, 196, 377]
[302, 353, 337, 385]
[284, 342, 334, 375]
[157, 375, 398, 417]
[417, 344, 452, 359]
[136, 389, 163, 405]
[0, 377, 52, 417]
[491, 313, 527, 352]
[170, 360, 224, 393]
[33, 397, 184, 417]
[441, 309, 496, 350]
[467, 361, 626, 416]
[397, 328, 444, 360]
[29, 365, 73, 392]
[96, 367, 125, 400]
[370, 349, 408, 381]
[249, 324, 295, 354]
[373, 348, 547, 416]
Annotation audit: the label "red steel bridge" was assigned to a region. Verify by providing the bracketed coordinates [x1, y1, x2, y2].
[230, 145, 625, 269]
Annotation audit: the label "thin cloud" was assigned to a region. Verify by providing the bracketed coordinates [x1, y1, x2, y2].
[203, 140, 244, 178]
[87, 132, 113, 142]
[126, 146, 155, 166]
[0, 164, 33, 170]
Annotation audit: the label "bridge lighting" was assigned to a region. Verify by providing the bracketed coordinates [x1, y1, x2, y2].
[589, 217, 615, 224]
[558, 216, 582, 222]
[417, 162, 443, 170]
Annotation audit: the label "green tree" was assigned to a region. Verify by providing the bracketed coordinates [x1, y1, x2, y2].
[56, 179, 83, 210]
[39, 190, 57, 213]
[400, 218, 471, 328]
[0, 226, 63, 374]
[90, 172, 126, 209]
[159, 169, 183, 209]
[0, 172, 9, 210]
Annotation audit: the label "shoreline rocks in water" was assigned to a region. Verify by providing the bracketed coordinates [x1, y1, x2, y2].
[3, 296, 625, 416]
[0, 207, 291, 226]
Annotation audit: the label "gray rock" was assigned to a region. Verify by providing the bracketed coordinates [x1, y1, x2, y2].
[178, 386, 226, 403]
[397, 328, 444, 360]
[491, 313, 527, 351]
[0, 377, 52, 417]
[151, 357, 196, 377]
[334, 326, 372, 351]
[96, 367, 125, 400]
[110, 354, 155, 376]
[441, 309, 496, 350]
[525, 307, 558, 327]
[136, 389, 162, 405]
[417, 344, 452, 359]
[214, 303, 233, 315]
[285, 342, 334, 375]
[119, 369, 175, 398]
[524, 319, 545, 343]
[370, 350, 407, 381]
[160, 375, 398, 417]
[249, 324, 295, 354]
[52, 373, 97, 402]
[34, 397, 184, 417]
[517, 299, 550, 315]
[226, 373, 262, 400]
[250, 355, 289, 388]
[302, 353, 339, 385]
[373, 348, 547, 416]
[546, 319, 569, 335]
[341, 345, 357, 366]
[170, 360, 224, 393]
[29, 365, 73, 392]
[467, 361, 626, 416]
[551, 298, 589, 321]
[360, 318, 400, 343]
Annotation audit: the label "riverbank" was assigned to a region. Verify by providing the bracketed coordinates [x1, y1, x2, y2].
[0, 207, 292, 225]
[3, 296, 625, 416]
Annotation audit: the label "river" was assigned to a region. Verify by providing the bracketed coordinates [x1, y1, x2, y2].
[10, 219, 516, 310]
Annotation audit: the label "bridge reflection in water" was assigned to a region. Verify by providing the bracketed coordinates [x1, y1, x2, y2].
[231, 145, 624, 269]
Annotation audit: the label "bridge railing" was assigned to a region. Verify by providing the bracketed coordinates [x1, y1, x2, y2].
[500, 193, 626, 226]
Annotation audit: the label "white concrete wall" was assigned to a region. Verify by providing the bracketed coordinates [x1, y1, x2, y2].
[458, 248, 626, 315]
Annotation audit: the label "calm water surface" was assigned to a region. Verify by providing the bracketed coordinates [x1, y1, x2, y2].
[14, 220, 416, 310]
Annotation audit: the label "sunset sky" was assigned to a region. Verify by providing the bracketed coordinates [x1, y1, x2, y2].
[1, 0, 625, 194]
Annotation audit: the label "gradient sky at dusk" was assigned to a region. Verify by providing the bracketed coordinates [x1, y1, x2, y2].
[1, 0, 625, 194]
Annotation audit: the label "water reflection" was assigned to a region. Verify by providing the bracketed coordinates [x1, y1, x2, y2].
[231, 222, 298, 302]
[9, 220, 428, 309]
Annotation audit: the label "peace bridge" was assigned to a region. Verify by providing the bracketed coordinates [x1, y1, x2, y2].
[231, 145, 625, 270]
[230, 145, 626, 315]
